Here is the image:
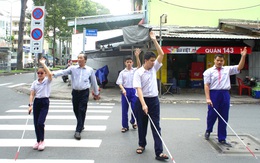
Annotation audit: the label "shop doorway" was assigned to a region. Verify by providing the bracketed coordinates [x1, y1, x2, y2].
[167, 54, 205, 88]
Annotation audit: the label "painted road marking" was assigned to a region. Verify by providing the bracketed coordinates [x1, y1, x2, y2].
[0, 125, 106, 131]
[19, 105, 113, 109]
[0, 160, 94, 163]
[7, 83, 26, 88]
[0, 83, 12, 86]
[0, 115, 109, 120]
[7, 109, 112, 113]
[0, 139, 102, 147]
[162, 118, 201, 121]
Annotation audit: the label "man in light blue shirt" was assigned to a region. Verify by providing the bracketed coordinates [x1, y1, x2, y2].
[53, 53, 100, 140]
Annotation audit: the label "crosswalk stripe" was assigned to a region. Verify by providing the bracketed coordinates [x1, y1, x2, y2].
[0, 125, 106, 131]
[0, 159, 94, 163]
[0, 115, 109, 120]
[7, 110, 112, 113]
[0, 139, 102, 147]
[19, 105, 113, 109]
[0, 83, 12, 86]
[7, 83, 26, 88]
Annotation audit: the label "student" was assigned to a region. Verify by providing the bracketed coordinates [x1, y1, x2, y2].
[29, 57, 52, 151]
[116, 48, 141, 133]
[52, 53, 100, 140]
[203, 47, 247, 147]
[133, 31, 169, 161]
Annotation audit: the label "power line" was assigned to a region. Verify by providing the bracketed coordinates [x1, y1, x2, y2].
[159, 0, 260, 11]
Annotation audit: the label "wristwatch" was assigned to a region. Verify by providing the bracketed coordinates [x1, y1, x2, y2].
[28, 103, 33, 107]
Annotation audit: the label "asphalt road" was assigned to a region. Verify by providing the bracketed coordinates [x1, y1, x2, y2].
[0, 73, 260, 163]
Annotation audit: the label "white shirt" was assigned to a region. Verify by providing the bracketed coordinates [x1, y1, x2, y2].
[116, 67, 137, 88]
[30, 77, 52, 98]
[203, 65, 240, 90]
[133, 60, 162, 97]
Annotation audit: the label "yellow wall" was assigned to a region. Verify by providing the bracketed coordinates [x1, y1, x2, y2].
[155, 51, 167, 83]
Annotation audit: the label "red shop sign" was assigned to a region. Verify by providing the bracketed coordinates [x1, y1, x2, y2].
[162, 46, 252, 54]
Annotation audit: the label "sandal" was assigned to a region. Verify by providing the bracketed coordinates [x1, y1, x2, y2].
[121, 128, 129, 133]
[132, 124, 137, 129]
[155, 153, 169, 160]
[136, 147, 145, 154]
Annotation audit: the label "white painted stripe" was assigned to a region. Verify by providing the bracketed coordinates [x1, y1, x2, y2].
[0, 139, 101, 147]
[0, 83, 12, 86]
[7, 110, 112, 113]
[89, 102, 115, 106]
[7, 83, 26, 88]
[50, 99, 71, 102]
[0, 125, 106, 131]
[19, 105, 113, 109]
[0, 159, 94, 163]
[0, 115, 109, 120]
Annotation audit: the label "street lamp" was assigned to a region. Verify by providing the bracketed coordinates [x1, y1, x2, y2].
[62, 16, 77, 34]
[159, 14, 167, 97]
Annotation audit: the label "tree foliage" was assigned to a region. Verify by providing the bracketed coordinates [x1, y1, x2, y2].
[32, 0, 110, 41]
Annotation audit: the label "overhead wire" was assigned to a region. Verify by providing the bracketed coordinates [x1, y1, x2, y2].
[159, 0, 260, 11]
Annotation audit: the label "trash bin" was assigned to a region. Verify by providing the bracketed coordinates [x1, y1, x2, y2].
[252, 87, 260, 99]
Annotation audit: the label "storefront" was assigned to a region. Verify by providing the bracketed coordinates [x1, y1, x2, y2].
[161, 46, 251, 88]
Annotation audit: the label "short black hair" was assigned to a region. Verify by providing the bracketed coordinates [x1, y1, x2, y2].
[214, 54, 224, 59]
[144, 51, 156, 60]
[124, 57, 133, 62]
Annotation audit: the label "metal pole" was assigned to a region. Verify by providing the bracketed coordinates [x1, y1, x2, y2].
[159, 15, 162, 98]
[34, 53, 38, 80]
[83, 28, 86, 53]
[74, 17, 77, 34]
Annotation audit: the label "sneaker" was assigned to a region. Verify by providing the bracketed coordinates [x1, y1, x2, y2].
[33, 142, 39, 150]
[219, 140, 232, 147]
[38, 141, 45, 151]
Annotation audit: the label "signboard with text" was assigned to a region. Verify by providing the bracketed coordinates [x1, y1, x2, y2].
[162, 46, 252, 54]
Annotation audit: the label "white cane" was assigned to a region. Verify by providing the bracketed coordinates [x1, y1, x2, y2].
[124, 95, 137, 123]
[147, 114, 176, 163]
[14, 114, 30, 161]
[212, 107, 258, 159]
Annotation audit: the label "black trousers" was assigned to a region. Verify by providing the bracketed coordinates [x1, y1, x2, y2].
[72, 89, 89, 132]
[33, 98, 49, 142]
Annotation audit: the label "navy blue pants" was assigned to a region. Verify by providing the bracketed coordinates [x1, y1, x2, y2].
[206, 90, 230, 141]
[121, 88, 137, 128]
[72, 89, 89, 132]
[135, 96, 163, 157]
[33, 98, 49, 142]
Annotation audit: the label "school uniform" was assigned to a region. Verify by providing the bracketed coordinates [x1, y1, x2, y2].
[133, 60, 164, 157]
[30, 77, 51, 143]
[116, 67, 138, 129]
[203, 65, 240, 142]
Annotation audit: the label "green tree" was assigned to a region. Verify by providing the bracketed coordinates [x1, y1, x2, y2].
[32, 0, 109, 67]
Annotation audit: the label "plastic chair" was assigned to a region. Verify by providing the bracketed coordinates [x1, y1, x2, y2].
[237, 77, 251, 96]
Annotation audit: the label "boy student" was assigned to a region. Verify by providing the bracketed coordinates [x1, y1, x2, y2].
[133, 31, 169, 161]
[116, 48, 141, 133]
[203, 47, 247, 147]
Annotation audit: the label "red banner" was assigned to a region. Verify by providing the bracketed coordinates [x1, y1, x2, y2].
[162, 46, 252, 54]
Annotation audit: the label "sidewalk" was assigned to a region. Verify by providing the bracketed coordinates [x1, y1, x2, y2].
[14, 77, 260, 104]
